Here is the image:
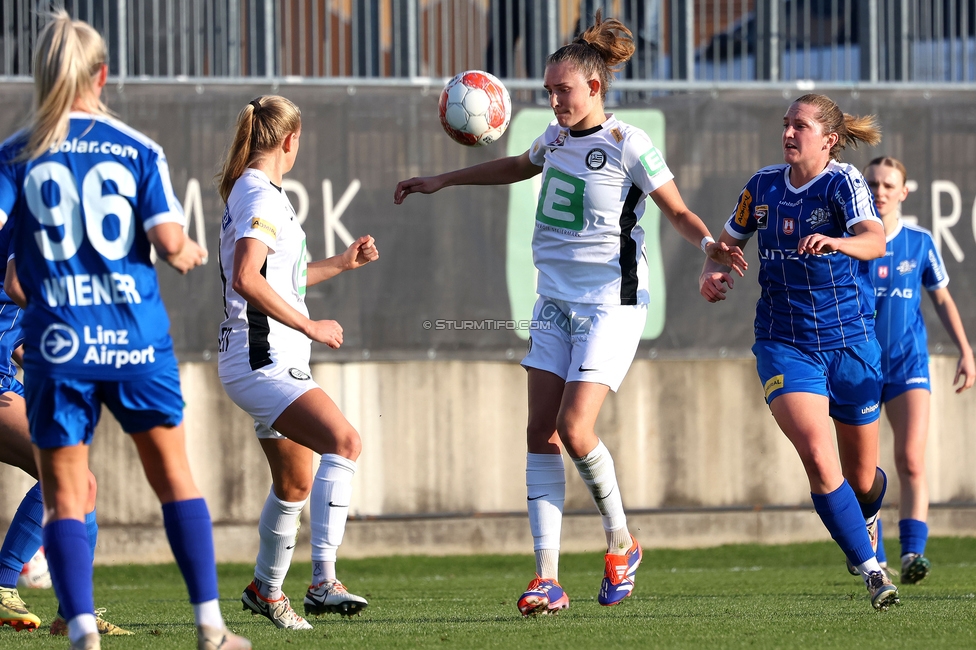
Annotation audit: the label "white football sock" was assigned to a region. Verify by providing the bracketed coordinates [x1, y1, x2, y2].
[571, 440, 631, 554]
[192, 599, 224, 629]
[856, 557, 884, 578]
[310, 454, 356, 582]
[67, 615, 97, 643]
[526, 453, 565, 579]
[254, 487, 306, 597]
[311, 560, 337, 585]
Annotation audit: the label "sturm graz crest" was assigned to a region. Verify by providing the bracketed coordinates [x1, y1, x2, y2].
[585, 148, 607, 170]
[289, 368, 311, 380]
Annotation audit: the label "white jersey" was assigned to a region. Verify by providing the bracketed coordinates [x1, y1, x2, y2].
[527, 114, 674, 305]
[218, 168, 310, 378]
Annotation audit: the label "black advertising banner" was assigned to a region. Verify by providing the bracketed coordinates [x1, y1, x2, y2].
[0, 84, 973, 360]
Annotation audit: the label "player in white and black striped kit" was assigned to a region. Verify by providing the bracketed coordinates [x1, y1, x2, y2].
[216, 95, 379, 630]
[396, 11, 745, 616]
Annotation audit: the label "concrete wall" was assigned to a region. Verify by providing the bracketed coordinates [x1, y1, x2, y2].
[1, 357, 974, 563]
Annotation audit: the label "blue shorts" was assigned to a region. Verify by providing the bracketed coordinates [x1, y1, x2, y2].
[881, 350, 930, 403]
[753, 339, 883, 426]
[24, 362, 185, 449]
[0, 374, 23, 397]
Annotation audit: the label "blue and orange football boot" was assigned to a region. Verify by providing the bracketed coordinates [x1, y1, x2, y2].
[517, 575, 570, 617]
[598, 535, 642, 606]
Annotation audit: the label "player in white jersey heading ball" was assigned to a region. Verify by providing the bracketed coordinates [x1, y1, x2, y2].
[396, 11, 746, 616]
[700, 94, 899, 609]
[863, 156, 974, 584]
[216, 95, 378, 630]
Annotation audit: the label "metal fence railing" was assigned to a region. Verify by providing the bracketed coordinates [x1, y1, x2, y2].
[2, 1, 975, 84]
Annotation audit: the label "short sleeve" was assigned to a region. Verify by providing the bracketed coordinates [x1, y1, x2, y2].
[920, 232, 949, 291]
[0, 157, 18, 228]
[833, 167, 880, 233]
[527, 131, 548, 167]
[229, 182, 285, 253]
[622, 129, 674, 194]
[140, 149, 186, 231]
[724, 175, 760, 240]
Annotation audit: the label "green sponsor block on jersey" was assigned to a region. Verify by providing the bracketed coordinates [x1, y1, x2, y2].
[505, 109, 667, 341]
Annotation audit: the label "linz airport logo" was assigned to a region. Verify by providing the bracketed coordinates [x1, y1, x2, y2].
[878, 265, 889, 279]
[40, 323, 80, 364]
[782, 217, 795, 235]
[755, 204, 769, 230]
[585, 148, 608, 170]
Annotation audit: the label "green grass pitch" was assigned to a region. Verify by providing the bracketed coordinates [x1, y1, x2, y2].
[3, 537, 975, 649]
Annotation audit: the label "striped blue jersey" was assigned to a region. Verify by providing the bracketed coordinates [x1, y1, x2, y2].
[0, 113, 184, 379]
[868, 220, 948, 375]
[0, 219, 23, 380]
[725, 161, 881, 350]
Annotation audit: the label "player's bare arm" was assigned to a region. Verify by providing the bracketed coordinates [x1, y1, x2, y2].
[149, 222, 208, 274]
[929, 287, 976, 392]
[3, 260, 25, 309]
[233, 237, 343, 348]
[394, 149, 541, 204]
[650, 180, 748, 276]
[700, 231, 748, 303]
[306, 235, 379, 286]
[797, 219, 885, 259]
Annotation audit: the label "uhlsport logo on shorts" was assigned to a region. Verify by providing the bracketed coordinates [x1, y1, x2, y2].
[40, 323, 80, 364]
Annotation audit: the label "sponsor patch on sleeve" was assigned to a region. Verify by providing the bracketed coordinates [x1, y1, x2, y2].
[610, 127, 623, 143]
[639, 147, 667, 177]
[250, 217, 278, 239]
[735, 189, 753, 228]
[763, 374, 784, 399]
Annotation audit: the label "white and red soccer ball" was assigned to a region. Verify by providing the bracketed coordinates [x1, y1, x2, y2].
[438, 70, 512, 147]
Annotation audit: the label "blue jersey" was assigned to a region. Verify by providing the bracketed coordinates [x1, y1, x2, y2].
[0, 113, 184, 380]
[0, 218, 24, 380]
[869, 220, 948, 377]
[725, 161, 881, 351]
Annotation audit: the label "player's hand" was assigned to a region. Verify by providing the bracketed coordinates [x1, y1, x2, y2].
[700, 271, 734, 302]
[341, 235, 379, 270]
[394, 176, 444, 204]
[797, 234, 839, 256]
[705, 242, 748, 277]
[307, 319, 343, 348]
[954, 349, 976, 393]
[166, 239, 208, 274]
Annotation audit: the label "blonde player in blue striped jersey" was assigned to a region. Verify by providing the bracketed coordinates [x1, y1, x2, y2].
[396, 11, 746, 616]
[700, 94, 898, 610]
[864, 156, 974, 584]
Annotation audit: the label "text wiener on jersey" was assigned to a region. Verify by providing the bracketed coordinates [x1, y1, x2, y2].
[43, 272, 142, 307]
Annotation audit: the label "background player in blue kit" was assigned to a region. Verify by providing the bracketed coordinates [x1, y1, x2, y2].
[700, 94, 899, 609]
[0, 12, 248, 650]
[397, 11, 746, 616]
[0, 218, 129, 637]
[863, 156, 975, 584]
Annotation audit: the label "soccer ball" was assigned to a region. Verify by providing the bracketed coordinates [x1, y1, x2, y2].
[438, 70, 512, 147]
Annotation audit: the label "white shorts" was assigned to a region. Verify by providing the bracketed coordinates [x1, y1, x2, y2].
[220, 362, 318, 439]
[521, 296, 647, 392]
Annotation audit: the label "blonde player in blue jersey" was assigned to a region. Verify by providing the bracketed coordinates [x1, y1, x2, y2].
[863, 156, 975, 584]
[396, 11, 746, 616]
[700, 93, 900, 609]
[0, 12, 249, 650]
[217, 96, 379, 630]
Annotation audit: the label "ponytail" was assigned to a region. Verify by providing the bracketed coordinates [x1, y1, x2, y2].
[793, 93, 881, 161]
[217, 95, 302, 203]
[547, 10, 635, 101]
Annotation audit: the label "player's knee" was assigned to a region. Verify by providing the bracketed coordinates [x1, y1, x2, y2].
[275, 479, 312, 502]
[334, 426, 362, 461]
[86, 470, 98, 510]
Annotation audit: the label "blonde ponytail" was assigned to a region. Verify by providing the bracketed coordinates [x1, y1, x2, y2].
[23, 10, 108, 161]
[217, 95, 302, 203]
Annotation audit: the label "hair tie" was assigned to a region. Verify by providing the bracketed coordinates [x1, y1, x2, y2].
[249, 99, 261, 111]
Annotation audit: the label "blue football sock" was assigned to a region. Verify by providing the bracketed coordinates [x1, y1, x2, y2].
[0, 483, 44, 588]
[812, 480, 875, 565]
[162, 498, 219, 604]
[875, 518, 887, 564]
[857, 467, 887, 520]
[85, 509, 98, 557]
[899, 518, 929, 557]
[43, 519, 94, 620]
